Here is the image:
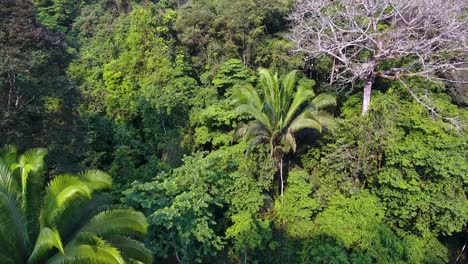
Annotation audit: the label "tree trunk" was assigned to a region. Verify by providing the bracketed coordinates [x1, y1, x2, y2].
[279, 157, 284, 199]
[362, 77, 373, 116]
[244, 248, 247, 264]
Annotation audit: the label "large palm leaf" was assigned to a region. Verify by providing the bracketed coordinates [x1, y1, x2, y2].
[0, 164, 29, 262]
[105, 236, 153, 264]
[233, 68, 336, 196]
[0, 146, 152, 264]
[48, 233, 126, 264]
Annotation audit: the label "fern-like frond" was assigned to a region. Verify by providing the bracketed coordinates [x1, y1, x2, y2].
[17, 148, 47, 214]
[49, 233, 125, 264]
[18, 148, 47, 173]
[79, 170, 112, 192]
[288, 114, 323, 134]
[310, 93, 337, 110]
[305, 110, 335, 128]
[0, 145, 18, 171]
[284, 132, 297, 153]
[281, 70, 298, 101]
[244, 121, 271, 140]
[283, 85, 315, 127]
[258, 67, 278, 108]
[0, 251, 15, 264]
[41, 175, 92, 227]
[233, 68, 335, 157]
[233, 122, 248, 141]
[236, 104, 272, 130]
[0, 184, 29, 262]
[106, 236, 153, 264]
[29, 227, 64, 263]
[80, 209, 148, 238]
[232, 85, 262, 109]
[0, 163, 20, 194]
[58, 194, 112, 244]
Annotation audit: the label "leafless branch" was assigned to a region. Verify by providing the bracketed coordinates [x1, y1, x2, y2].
[397, 76, 464, 131]
[289, 0, 468, 114]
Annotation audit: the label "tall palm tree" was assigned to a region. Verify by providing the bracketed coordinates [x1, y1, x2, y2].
[233, 68, 336, 197]
[0, 145, 153, 264]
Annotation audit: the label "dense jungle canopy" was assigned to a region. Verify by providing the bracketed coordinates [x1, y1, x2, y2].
[0, 0, 467, 263]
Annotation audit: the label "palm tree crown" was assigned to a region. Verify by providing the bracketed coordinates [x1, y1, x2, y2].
[233, 68, 336, 196]
[0, 146, 152, 264]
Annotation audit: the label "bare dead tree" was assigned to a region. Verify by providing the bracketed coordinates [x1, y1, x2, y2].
[289, 0, 468, 116]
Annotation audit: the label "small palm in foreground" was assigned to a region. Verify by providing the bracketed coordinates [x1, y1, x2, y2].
[233, 68, 335, 197]
[0, 146, 153, 264]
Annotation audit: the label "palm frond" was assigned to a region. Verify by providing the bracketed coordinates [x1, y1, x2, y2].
[0, 242, 13, 260]
[0, 252, 15, 264]
[281, 70, 298, 111]
[283, 85, 315, 128]
[284, 132, 297, 153]
[79, 170, 112, 192]
[232, 85, 263, 109]
[310, 93, 337, 110]
[18, 148, 47, 173]
[236, 103, 272, 130]
[258, 68, 282, 130]
[261, 101, 276, 127]
[305, 110, 335, 128]
[258, 67, 278, 109]
[41, 175, 92, 227]
[1, 147, 150, 264]
[244, 121, 271, 140]
[58, 194, 112, 244]
[235, 121, 270, 142]
[233, 68, 335, 156]
[233, 122, 248, 141]
[80, 209, 148, 238]
[288, 113, 323, 134]
[0, 145, 18, 171]
[29, 227, 64, 263]
[0, 184, 29, 261]
[0, 248, 16, 264]
[49, 233, 125, 264]
[0, 163, 20, 194]
[106, 236, 153, 264]
[17, 148, 47, 213]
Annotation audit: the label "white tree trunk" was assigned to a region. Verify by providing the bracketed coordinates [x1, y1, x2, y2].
[362, 78, 373, 116]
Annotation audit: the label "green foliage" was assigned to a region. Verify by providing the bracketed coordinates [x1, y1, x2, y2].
[70, 2, 199, 186]
[123, 143, 275, 262]
[189, 59, 256, 150]
[300, 191, 448, 264]
[274, 169, 319, 238]
[0, 145, 152, 263]
[225, 212, 272, 262]
[176, 0, 292, 70]
[254, 37, 305, 72]
[306, 88, 466, 260]
[0, 0, 82, 173]
[33, 0, 90, 33]
[212, 59, 256, 94]
[3, 0, 467, 262]
[313, 192, 386, 250]
[96, 5, 193, 122]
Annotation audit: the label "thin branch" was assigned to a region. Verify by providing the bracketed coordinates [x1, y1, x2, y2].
[397, 76, 463, 131]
